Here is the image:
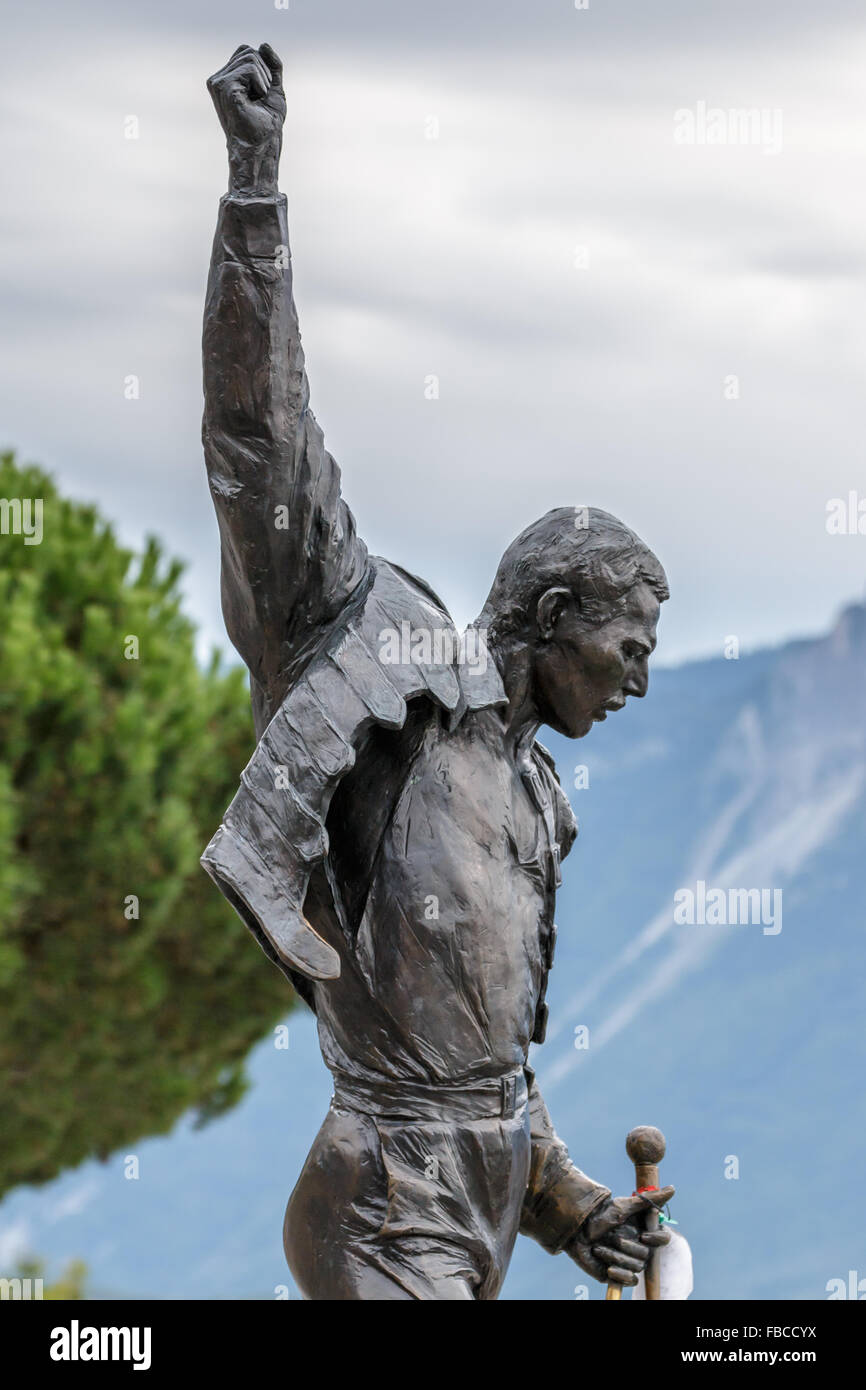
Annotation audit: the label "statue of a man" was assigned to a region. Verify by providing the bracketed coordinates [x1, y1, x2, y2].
[202, 43, 673, 1300]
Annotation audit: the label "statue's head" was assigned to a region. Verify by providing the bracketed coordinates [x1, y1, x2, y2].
[477, 507, 669, 739]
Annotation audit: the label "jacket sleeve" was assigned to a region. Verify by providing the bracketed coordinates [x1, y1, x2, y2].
[520, 1078, 611, 1253]
[202, 192, 369, 727]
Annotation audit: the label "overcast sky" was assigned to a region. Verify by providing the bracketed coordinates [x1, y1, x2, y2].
[1, 0, 865, 666]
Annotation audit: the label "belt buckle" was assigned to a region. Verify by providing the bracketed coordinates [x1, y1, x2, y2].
[501, 1074, 517, 1119]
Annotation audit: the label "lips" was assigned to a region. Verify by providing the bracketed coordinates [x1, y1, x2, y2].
[593, 697, 626, 721]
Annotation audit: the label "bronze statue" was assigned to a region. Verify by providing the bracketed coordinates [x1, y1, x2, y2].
[201, 43, 673, 1300]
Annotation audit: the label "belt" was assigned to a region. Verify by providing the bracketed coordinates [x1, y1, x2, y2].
[330, 1068, 529, 1123]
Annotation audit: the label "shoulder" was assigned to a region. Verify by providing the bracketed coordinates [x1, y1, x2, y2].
[377, 560, 452, 618]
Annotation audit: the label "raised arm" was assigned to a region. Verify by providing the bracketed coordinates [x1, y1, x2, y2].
[520, 1078, 674, 1289]
[204, 44, 369, 730]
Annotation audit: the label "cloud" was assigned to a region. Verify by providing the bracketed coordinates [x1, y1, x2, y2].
[5, 0, 864, 55]
[1, 19, 865, 666]
[47, 1180, 102, 1224]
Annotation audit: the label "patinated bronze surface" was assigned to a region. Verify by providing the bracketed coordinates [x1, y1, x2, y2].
[201, 43, 673, 1300]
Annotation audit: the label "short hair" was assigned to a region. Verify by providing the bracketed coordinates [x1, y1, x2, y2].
[478, 506, 669, 640]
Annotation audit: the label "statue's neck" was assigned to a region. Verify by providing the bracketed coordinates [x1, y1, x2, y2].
[483, 626, 540, 758]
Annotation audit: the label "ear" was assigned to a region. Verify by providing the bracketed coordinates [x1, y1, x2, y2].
[536, 587, 573, 641]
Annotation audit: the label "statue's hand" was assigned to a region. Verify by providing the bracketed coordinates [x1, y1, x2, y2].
[567, 1186, 674, 1287]
[207, 43, 286, 198]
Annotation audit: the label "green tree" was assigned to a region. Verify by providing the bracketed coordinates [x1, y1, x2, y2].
[0, 452, 296, 1198]
[14, 1255, 88, 1300]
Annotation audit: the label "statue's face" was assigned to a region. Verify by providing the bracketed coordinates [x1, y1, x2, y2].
[533, 581, 660, 739]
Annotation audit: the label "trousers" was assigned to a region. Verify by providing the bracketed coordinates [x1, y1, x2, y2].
[284, 1070, 532, 1300]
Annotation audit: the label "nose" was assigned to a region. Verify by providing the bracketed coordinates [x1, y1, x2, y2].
[624, 664, 649, 699]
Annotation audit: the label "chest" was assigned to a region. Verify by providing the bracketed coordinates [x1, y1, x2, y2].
[382, 716, 573, 950]
[381, 721, 569, 1044]
[332, 709, 574, 1049]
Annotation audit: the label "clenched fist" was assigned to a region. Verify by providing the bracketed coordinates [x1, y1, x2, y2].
[207, 43, 286, 198]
